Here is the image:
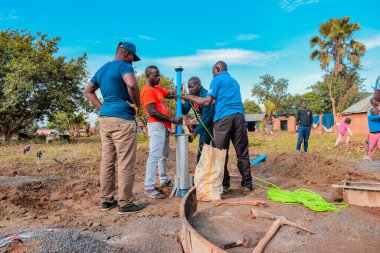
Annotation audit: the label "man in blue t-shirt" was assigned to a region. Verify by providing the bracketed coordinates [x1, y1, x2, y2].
[182, 61, 253, 193]
[85, 42, 144, 214]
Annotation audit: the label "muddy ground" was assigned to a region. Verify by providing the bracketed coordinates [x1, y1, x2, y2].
[1, 146, 380, 252]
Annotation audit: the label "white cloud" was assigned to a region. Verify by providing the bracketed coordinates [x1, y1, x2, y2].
[236, 34, 260, 41]
[0, 10, 19, 21]
[362, 60, 375, 70]
[279, 0, 320, 12]
[138, 35, 156, 41]
[361, 34, 380, 50]
[152, 48, 284, 69]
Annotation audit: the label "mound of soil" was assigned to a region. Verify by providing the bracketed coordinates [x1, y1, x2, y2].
[257, 151, 378, 188]
[0, 175, 99, 222]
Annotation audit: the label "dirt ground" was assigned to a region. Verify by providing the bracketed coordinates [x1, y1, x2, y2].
[0, 145, 197, 253]
[190, 151, 380, 253]
[1, 145, 380, 252]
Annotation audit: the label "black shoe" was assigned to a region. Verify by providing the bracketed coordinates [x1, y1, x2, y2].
[101, 200, 117, 211]
[118, 204, 145, 215]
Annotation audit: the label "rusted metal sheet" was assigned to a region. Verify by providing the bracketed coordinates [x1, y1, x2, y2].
[343, 181, 380, 207]
[180, 187, 228, 253]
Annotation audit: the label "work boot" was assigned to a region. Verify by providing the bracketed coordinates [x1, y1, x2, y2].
[118, 204, 145, 215]
[101, 200, 118, 211]
[240, 186, 253, 193]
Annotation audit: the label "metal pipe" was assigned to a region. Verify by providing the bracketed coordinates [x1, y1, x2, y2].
[175, 66, 184, 134]
[175, 134, 191, 196]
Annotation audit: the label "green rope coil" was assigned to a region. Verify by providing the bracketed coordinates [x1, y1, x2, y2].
[253, 176, 348, 212]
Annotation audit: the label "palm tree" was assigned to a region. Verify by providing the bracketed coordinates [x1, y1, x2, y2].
[263, 100, 276, 116]
[310, 16, 366, 122]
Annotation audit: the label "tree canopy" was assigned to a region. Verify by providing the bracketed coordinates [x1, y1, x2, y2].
[47, 111, 89, 135]
[0, 29, 91, 141]
[243, 99, 262, 114]
[251, 74, 300, 115]
[310, 16, 366, 120]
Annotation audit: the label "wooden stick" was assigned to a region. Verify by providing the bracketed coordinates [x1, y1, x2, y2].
[285, 220, 314, 234]
[252, 219, 284, 253]
[215, 200, 266, 207]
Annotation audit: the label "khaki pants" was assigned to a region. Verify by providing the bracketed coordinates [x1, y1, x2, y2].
[99, 116, 137, 207]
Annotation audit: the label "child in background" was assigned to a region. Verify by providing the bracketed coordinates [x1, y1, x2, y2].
[365, 107, 380, 160]
[334, 118, 353, 148]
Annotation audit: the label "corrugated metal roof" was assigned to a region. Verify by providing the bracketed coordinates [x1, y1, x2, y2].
[342, 95, 372, 115]
[245, 114, 265, 122]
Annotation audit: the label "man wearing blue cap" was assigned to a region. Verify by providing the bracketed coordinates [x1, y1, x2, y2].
[85, 42, 144, 214]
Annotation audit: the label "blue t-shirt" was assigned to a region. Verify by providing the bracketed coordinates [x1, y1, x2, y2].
[90, 60, 135, 121]
[207, 71, 245, 122]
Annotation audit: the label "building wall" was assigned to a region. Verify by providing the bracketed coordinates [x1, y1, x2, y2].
[309, 113, 368, 136]
[273, 116, 297, 132]
[336, 113, 368, 136]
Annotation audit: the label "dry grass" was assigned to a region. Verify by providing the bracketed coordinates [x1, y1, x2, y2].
[0, 131, 369, 177]
[246, 131, 368, 160]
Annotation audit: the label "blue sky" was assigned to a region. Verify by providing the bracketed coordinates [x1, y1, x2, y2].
[1, 0, 380, 101]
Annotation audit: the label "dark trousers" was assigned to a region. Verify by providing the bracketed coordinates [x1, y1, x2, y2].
[213, 113, 252, 189]
[296, 126, 311, 152]
[197, 130, 213, 163]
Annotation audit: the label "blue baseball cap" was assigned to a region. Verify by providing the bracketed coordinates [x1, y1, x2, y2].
[118, 42, 141, 61]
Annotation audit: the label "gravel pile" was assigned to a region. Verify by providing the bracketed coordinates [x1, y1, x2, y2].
[24, 229, 121, 253]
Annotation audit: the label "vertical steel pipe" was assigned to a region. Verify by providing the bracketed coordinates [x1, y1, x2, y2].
[176, 134, 191, 196]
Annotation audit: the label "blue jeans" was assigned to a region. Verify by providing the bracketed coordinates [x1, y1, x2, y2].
[145, 122, 169, 190]
[296, 126, 311, 152]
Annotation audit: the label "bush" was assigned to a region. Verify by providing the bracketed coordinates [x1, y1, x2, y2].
[31, 135, 46, 144]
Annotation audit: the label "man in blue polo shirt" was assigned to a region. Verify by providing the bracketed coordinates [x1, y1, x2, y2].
[182, 61, 253, 193]
[182, 77, 215, 163]
[85, 42, 144, 214]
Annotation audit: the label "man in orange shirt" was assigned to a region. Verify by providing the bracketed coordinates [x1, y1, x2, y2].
[141, 65, 182, 198]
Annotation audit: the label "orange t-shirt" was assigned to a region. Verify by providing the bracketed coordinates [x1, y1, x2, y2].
[141, 85, 172, 129]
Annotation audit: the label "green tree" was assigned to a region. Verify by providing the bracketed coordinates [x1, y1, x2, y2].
[251, 74, 291, 114]
[243, 99, 262, 114]
[281, 94, 302, 115]
[310, 16, 366, 121]
[305, 67, 368, 114]
[47, 111, 88, 135]
[302, 91, 330, 114]
[0, 29, 91, 141]
[136, 73, 176, 123]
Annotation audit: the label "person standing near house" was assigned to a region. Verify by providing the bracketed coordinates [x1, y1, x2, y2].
[182, 77, 215, 163]
[140, 65, 182, 199]
[264, 114, 274, 135]
[296, 100, 313, 152]
[85, 41, 144, 214]
[181, 61, 253, 193]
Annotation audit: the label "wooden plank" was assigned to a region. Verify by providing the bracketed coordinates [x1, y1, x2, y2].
[343, 188, 380, 207]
